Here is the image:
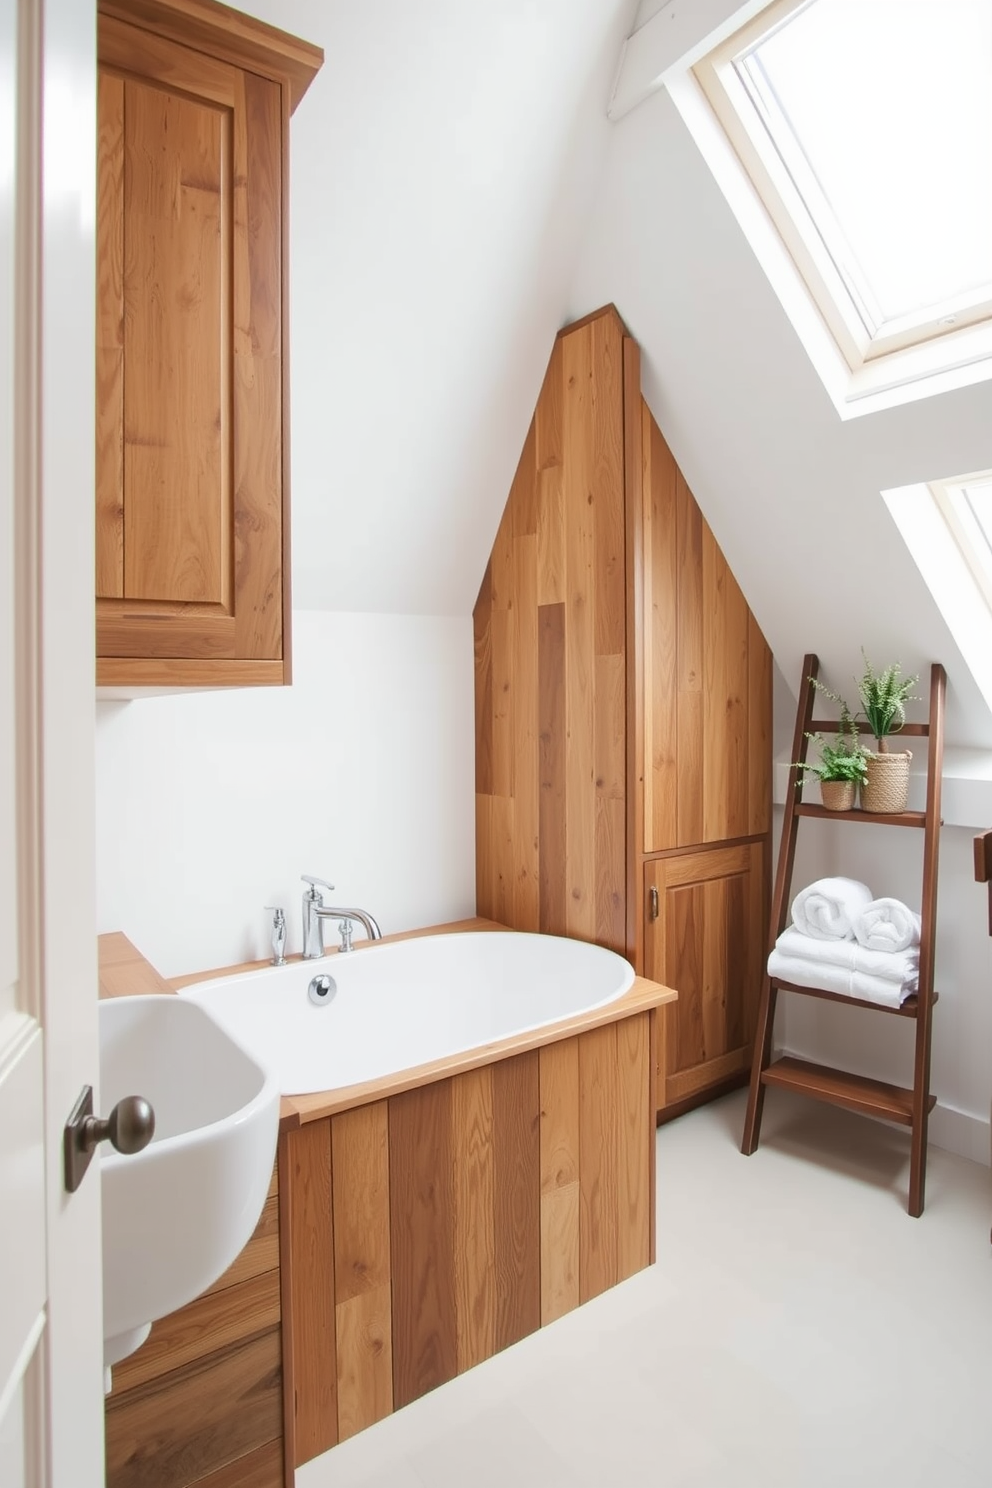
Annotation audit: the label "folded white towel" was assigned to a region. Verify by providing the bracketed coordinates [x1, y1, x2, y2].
[852, 898, 922, 953]
[791, 877, 873, 941]
[775, 927, 919, 985]
[768, 946, 918, 1009]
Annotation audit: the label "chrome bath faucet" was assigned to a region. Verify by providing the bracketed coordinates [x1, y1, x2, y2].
[301, 874, 383, 958]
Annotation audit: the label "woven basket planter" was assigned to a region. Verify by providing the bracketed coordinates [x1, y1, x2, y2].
[820, 779, 857, 811]
[861, 750, 912, 814]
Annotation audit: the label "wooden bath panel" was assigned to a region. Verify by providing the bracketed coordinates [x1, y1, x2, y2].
[284, 1010, 657, 1469]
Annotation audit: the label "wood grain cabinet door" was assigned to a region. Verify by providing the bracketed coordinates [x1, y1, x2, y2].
[96, 13, 286, 687]
[644, 841, 765, 1114]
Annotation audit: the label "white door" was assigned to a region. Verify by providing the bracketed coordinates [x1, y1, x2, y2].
[0, 1, 104, 1485]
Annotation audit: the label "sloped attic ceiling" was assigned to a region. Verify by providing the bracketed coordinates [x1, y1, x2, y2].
[569, 3, 992, 747]
[240, 0, 636, 615]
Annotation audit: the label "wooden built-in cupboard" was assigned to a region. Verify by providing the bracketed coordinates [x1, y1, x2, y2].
[474, 305, 773, 1117]
[95, 0, 322, 689]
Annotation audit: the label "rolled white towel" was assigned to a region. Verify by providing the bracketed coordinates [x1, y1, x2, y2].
[775, 928, 919, 985]
[791, 877, 873, 941]
[852, 898, 921, 953]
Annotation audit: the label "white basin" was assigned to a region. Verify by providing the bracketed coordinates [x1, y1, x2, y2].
[99, 995, 280, 1368]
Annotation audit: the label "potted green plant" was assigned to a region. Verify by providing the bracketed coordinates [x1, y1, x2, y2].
[856, 654, 920, 813]
[794, 701, 869, 811]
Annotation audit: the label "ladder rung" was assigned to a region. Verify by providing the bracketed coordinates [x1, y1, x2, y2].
[760, 1056, 937, 1126]
[794, 804, 927, 827]
[772, 980, 938, 1018]
[808, 718, 930, 737]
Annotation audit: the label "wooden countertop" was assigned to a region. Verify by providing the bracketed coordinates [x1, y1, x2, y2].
[98, 919, 677, 1128]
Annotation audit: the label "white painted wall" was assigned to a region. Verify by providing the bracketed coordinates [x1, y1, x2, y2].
[237, 0, 636, 616]
[95, 613, 475, 979]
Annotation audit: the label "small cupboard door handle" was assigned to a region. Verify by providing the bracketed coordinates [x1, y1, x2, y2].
[648, 886, 659, 921]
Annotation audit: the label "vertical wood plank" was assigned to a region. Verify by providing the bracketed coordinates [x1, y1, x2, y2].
[562, 325, 597, 942]
[595, 652, 626, 954]
[538, 603, 566, 936]
[643, 411, 679, 853]
[591, 314, 625, 659]
[702, 529, 749, 842]
[488, 794, 515, 929]
[578, 1023, 619, 1302]
[492, 1052, 541, 1351]
[473, 560, 493, 798]
[536, 340, 564, 607]
[96, 67, 125, 600]
[285, 1122, 336, 1465]
[511, 419, 539, 537]
[331, 1103, 391, 1302]
[490, 604, 514, 801]
[331, 1103, 392, 1440]
[234, 69, 283, 656]
[624, 343, 644, 968]
[389, 1082, 457, 1409]
[616, 1013, 651, 1281]
[747, 611, 772, 837]
[451, 1067, 496, 1372]
[539, 1040, 580, 1324]
[334, 1290, 393, 1444]
[676, 471, 703, 846]
[475, 794, 493, 921]
[513, 534, 540, 932]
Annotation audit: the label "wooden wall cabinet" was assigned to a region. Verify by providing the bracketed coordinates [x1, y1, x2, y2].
[474, 305, 773, 1118]
[95, 0, 322, 690]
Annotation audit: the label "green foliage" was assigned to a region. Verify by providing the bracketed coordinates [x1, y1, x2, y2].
[793, 692, 869, 785]
[856, 652, 920, 746]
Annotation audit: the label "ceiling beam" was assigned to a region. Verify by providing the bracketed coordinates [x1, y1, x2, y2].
[608, 0, 767, 121]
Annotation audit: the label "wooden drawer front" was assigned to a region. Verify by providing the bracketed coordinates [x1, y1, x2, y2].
[105, 1327, 282, 1488]
[645, 842, 765, 1110]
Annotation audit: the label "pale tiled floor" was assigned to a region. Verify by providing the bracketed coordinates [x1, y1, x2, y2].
[299, 1089, 992, 1488]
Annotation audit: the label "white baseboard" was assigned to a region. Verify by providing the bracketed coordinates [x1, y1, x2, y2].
[929, 1102, 991, 1167]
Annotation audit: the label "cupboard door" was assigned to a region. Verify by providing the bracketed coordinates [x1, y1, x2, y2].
[641, 410, 772, 851]
[96, 14, 285, 684]
[644, 842, 765, 1113]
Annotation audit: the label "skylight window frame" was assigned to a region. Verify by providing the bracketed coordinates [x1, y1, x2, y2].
[692, 0, 992, 374]
[929, 473, 992, 616]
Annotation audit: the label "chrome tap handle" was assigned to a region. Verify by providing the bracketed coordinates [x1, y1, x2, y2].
[265, 905, 287, 966]
[301, 874, 335, 899]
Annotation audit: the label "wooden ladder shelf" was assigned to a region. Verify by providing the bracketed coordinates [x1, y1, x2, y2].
[741, 654, 946, 1216]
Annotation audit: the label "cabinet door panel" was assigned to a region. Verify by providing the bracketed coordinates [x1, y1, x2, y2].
[124, 77, 229, 606]
[96, 14, 285, 678]
[645, 841, 765, 1113]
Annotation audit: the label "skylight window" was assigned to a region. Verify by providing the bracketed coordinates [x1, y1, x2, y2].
[930, 473, 992, 611]
[689, 0, 992, 408]
[883, 471, 992, 718]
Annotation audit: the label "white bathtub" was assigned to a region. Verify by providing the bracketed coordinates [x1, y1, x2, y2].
[180, 931, 635, 1096]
